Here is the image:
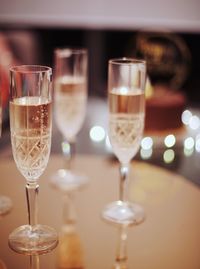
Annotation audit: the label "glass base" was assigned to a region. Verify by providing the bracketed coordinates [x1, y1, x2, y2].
[102, 201, 145, 226]
[51, 169, 88, 192]
[0, 195, 12, 216]
[8, 224, 58, 255]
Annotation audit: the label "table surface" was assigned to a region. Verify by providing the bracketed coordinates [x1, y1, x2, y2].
[0, 153, 200, 269]
[0, 97, 200, 268]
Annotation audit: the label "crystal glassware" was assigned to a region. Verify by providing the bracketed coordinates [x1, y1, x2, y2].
[51, 48, 88, 192]
[102, 58, 147, 225]
[8, 65, 58, 254]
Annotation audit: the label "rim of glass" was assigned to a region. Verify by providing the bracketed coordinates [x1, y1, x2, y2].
[55, 47, 88, 57]
[109, 58, 146, 65]
[10, 65, 52, 74]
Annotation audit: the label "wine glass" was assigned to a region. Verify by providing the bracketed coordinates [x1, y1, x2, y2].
[8, 65, 58, 254]
[51, 48, 88, 192]
[102, 58, 147, 225]
[0, 87, 12, 216]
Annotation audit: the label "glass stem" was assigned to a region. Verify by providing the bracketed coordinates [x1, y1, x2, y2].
[62, 138, 76, 170]
[119, 163, 129, 202]
[30, 255, 40, 269]
[62, 193, 77, 225]
[26, 181, 39, 226]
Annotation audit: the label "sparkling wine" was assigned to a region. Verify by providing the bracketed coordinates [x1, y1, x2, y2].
[54, 76, 87, 141]
[109, 87, 145, 163]
[10, 96, 52, 181]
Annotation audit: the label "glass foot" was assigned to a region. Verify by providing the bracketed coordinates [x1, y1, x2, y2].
[51, 169, 88, 192]
[102, 201, 145, 226]
[0, 196, 12, 216]
[8, 224, 58, 255]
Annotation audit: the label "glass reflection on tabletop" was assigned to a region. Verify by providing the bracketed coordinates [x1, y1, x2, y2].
[112, 226, 128, 269]
[0, 196, 12, 217]
[0, 259, 7, 269]
[56, 189, 85, 269]
[57, 223, 84, 269]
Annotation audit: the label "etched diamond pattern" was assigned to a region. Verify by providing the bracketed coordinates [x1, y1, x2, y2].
[11, 130, 51, 180]
[109, 113, 144, 148]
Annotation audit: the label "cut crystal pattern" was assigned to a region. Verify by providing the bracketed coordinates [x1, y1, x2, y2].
[109, 113, 144, 148]
[11, 130, 51, 181]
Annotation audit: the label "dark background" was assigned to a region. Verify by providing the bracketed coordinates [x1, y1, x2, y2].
[1, 27, 200, 105]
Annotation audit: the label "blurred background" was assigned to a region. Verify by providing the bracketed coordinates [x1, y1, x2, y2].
[1, 0, 200, 185]
[0, 0, 200, 99]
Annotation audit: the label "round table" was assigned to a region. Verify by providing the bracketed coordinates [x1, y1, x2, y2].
[0, 154, 200, 269]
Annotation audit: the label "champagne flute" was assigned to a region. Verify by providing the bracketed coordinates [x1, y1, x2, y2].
[102, 58, 146, 225]
[8, 65, 58, 254]
[51, 48, 88, 191]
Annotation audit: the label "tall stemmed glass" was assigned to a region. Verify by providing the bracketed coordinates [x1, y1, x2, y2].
[51, 48, 88, 191]
[8, 65, 58, 254]
[102, 58, 146, 225]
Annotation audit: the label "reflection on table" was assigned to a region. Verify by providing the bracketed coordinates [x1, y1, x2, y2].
[0, 154, 200, 269]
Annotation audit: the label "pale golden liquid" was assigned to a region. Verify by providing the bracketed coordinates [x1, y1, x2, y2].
[109, 88, 145, 163]
[109, 88, 145, 114]
[10, 97, 52, 181]
[54, 76, 87, 141]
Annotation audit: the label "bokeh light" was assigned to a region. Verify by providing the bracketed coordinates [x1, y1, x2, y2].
[184, 148, 194, 157]
[163, 149, 175, 163]
[184, 137, 195, 150]
[164, 134, 176, 148]
[61, 141, 70, 155]
[182, 110, 192, 125]
[195, 134, 200, 152]
[189, 115, 200, 130]
[89, 126, 105, 142]
[140, 148, 153, 159]
[141, 137, 153, 150]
